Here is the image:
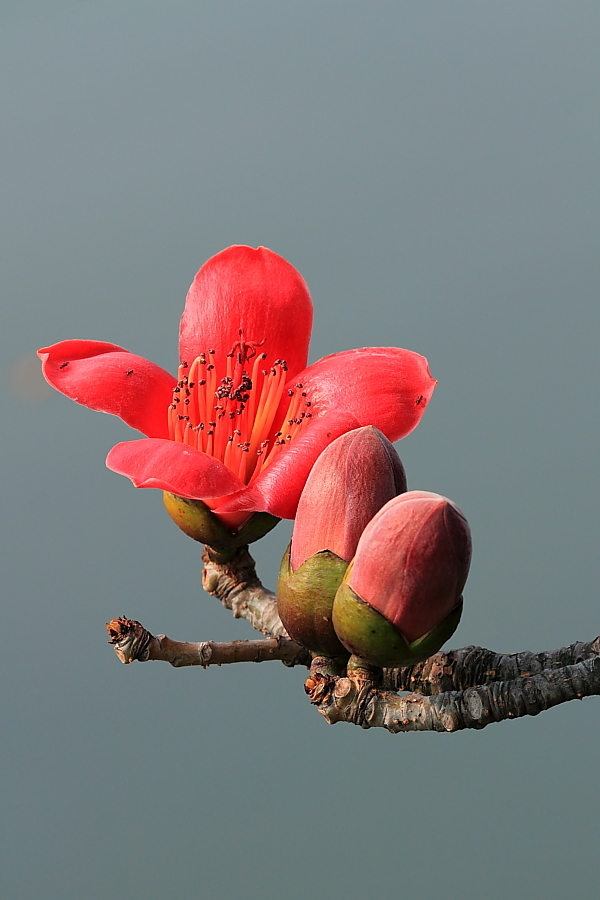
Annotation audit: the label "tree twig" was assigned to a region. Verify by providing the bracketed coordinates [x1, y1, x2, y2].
[106, 617, 310, 668]
[201, 545, 287, 637]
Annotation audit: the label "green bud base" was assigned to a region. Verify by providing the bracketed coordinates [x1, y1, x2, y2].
[163, 492, 280, 560]
[277, 544, 350, 657]
[332, 582, 463, 668]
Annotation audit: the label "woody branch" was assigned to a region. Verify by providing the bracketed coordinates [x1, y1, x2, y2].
[107, 545, 600, 732]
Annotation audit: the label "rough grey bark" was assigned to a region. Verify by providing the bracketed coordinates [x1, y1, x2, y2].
[107, 545, 600, 732]
[202, 545, 288, 638]
[306, 655, 600, 732]
[381, 638, 600, 695]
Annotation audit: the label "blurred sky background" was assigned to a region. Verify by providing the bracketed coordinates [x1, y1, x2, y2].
[2, 2, 599, 898]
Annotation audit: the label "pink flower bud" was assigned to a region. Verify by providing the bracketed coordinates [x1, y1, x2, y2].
[290, 426, 407, 571]
[352, 491, 471, 640]
[332, 491, 471, 666]
[278, 426, 407, 656]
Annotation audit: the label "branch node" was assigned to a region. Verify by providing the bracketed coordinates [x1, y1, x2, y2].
[305, 671, 335, 706]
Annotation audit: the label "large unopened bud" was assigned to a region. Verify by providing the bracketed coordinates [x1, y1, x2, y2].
[332, 491, 471, 667]
[278, 427, 407, 656]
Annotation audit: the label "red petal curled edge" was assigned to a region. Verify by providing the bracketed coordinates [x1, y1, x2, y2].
[180, 246, 313, 378]
[289, 347, 436, 442]
[212, 410, 362, 523]
[106, 439, 246, 499]
[38, 340, 175, 439]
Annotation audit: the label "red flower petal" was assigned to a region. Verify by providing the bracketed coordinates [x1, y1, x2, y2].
[106, 439, 246, 498]
[213, 410, 362, 521]
[38, 340, 174, 439]
[180, 245, 313, 378]
[289, 347, 436, 443]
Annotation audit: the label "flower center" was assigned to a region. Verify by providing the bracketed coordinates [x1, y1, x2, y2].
[167, 330, 312, 484]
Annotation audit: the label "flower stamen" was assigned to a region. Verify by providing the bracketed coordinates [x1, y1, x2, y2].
[167, 334, 312, 484]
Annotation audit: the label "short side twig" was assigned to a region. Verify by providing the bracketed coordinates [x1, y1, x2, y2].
[106, 617, 310, 668]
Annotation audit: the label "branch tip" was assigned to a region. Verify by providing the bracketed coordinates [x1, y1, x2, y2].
[106, 617, 153, 664]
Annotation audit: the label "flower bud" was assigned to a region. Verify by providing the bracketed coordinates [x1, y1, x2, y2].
[163, 492, 279, 560]
[332, 491, 471, 667]
[278, 427, 407, 655]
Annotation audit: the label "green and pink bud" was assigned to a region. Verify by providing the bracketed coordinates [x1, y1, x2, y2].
[332, 491, 471, 667]
[278, 427, 407, 656]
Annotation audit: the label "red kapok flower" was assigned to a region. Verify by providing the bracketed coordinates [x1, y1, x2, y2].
[38, 245, 436, 530]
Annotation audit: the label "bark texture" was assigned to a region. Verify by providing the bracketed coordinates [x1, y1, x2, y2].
[381, 637, 600, 695]
[107, 616, 310, 668]
[107, 545, 600, 733]
[202, 545, 287, 637]
[306, 655, 600, 732]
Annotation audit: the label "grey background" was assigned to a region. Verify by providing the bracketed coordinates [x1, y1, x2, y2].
[2, 2, 599, 898]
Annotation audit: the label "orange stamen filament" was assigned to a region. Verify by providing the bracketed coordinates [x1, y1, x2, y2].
[166, 333, 314, 485]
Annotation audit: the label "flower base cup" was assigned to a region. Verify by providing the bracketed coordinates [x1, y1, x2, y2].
[332, 582, 463, 668]
[164, 492, 279, 560]
[277, 543, 350, 657]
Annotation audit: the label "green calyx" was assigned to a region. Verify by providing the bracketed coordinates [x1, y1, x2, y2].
[277, 543, 350, 657]
[163, 492, 279, 560]
[332, 581, 463, 668]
